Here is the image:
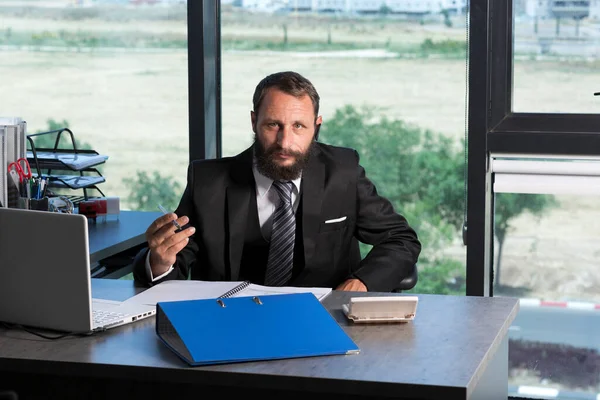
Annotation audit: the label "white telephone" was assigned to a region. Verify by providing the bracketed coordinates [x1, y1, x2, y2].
[342, 296, 419, 323]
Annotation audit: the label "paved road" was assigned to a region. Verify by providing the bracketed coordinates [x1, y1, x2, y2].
[510, 305, 600, 351]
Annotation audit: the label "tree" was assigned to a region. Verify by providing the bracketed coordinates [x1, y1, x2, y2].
[320, 105, 464, 247]
[29, 119, 102, 175]
[494, 193, 558, 285]
[320, 105, 557, 294]
[379, 4, 392, 16]
[124, 170, 183, 212]
[441, 9, 452, 28]
[320, 105, 465, 294]
[32, 119, 93, 151]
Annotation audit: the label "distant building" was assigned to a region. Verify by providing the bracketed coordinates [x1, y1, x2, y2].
[521, 0, 597, 19]
[522, 0, 552, 18]
[550, 0, 590, 19]
[591, 0, 600, 19]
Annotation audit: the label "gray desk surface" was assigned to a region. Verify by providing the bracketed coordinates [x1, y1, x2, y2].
[88, 210, 161, 264]
[0, 279, 519, 399]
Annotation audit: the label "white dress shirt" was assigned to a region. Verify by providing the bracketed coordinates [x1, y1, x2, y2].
[146, 162, 302, 282]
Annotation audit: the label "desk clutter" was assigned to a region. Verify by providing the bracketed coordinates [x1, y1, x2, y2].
[1, 117, 118, 220]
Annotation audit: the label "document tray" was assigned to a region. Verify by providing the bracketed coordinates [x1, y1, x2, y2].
[42, 174, 106, 190]
[27, 149, 108, 171]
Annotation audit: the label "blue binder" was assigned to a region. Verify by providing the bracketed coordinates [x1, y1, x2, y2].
[155, 292, 360, 366]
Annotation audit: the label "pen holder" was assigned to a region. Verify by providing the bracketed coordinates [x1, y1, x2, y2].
[18, 197, 50, 211]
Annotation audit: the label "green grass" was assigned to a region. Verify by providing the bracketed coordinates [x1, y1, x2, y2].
[1, 29, 188, 49]
[1, 27, 466, 59]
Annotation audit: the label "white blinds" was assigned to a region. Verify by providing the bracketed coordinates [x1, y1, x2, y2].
[490, 153, 600, 195]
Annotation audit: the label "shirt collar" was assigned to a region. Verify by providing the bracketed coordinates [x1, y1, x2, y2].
[252, 160, 302, 198]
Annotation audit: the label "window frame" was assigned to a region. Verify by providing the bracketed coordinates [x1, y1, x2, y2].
[188, 0, 221, 163]
[467, 0, 600, 297]
[197, 0, 600, 298]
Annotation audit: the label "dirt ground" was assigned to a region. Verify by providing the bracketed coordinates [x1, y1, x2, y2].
[493, 195, 600, 303]
[2, 7, 600, 303]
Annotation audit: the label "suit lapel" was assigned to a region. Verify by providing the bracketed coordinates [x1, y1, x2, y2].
[226, 147, 254, 281]
[301, 146, 325, 268]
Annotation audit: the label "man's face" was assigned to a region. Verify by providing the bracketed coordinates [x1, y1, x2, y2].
[251, 88, 322, 181]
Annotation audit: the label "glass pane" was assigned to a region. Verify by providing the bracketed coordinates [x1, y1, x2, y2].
[513, 1, 600, 113]
[493, 193, 600, 398]
[1, 0, 188, 212]
[221, 2, 468, 295]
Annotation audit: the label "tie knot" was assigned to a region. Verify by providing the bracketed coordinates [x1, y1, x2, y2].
[272, 180, 293, 203]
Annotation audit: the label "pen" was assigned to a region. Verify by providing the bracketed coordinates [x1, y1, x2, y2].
[158, 204, 182, 230]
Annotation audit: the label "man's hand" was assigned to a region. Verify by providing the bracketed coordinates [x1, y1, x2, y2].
[336, 279, 367, 292]
[146, 213, 195, 276]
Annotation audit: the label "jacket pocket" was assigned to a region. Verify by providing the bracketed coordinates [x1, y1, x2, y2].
[319, 218, 349, 233]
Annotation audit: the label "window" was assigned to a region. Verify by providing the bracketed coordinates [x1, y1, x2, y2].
[220, 1, 469, 295]
[1, 0, 189, 212]
[490, 154, 600, 398]
[513, 0, 598, 113]
[469, 0, 600, 398]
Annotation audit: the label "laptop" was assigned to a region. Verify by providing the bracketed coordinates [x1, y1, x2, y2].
[0, 207, 155, 334]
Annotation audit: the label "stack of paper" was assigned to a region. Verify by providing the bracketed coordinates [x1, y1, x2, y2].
[26, 151, 108, 171]
[0, 117, 27, 208]
[122, 280, 333, 307]
[42, 174, 106, 190]
[0, 126, 7, 208]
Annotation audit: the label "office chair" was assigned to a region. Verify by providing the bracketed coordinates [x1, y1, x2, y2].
[393, 264, 418, 292]
[0, 391, 18, 400]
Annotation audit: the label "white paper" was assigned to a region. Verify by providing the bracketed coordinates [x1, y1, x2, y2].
[122, 280, 242, 306]
[26, 151, 108, 170]
[0, 128, 7, 207]
[236, 284, 332, 301]
[122, 280, 332, 306]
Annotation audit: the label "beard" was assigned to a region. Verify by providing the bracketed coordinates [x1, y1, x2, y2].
[254, 134, 315, 181]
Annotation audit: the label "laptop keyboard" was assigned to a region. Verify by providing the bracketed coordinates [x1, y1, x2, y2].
[92, 308, 129, 328]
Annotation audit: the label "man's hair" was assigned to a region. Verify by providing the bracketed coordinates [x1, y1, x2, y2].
[252, 71, 320, 118]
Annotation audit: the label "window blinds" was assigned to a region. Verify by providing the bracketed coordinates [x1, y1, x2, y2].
[490, 153, 600, 195]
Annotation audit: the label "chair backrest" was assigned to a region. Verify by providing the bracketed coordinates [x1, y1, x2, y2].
[393, 264, 418, 292]
[0, 390, 18, 400]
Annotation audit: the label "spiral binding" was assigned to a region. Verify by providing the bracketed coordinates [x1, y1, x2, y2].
[218, 281, 251, 299]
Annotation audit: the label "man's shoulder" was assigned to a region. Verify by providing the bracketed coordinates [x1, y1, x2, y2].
[315, 142, 359, 165]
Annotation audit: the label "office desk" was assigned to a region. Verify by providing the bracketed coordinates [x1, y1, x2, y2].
[0, 279, 519, 400]
[88, 210, 161, 265]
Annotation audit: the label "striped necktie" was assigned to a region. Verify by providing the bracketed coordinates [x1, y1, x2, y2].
[264, 180, 295, 286]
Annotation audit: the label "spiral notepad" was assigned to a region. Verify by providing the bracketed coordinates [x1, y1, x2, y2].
[217, 281, 251, 299]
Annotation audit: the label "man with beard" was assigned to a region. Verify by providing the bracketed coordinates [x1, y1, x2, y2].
[132, 71, 421, 292]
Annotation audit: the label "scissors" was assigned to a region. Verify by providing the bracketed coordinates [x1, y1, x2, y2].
[7, 158, 32, 183]
[7, 158, 33, 197]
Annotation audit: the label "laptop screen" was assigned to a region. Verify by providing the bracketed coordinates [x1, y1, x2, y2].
[0, 208, 94, 332]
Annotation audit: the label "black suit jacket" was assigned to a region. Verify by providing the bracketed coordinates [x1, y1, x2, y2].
[133, 143, 421, 292]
